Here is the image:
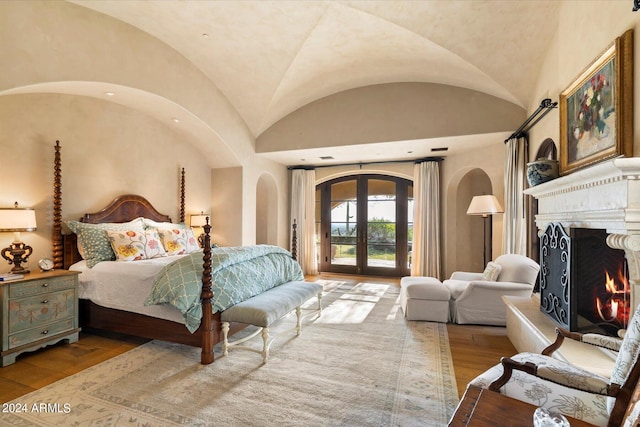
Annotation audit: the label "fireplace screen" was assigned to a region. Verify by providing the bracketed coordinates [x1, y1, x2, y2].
[539, 223, 629, 336]
[539, 223, 571, 330]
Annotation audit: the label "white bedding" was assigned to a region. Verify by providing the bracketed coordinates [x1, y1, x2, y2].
[70, 256, 187, 324]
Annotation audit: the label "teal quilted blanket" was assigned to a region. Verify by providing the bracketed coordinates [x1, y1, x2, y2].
[144, 245, 304, 332]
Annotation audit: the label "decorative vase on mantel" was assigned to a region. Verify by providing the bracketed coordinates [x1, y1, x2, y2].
[527, 158, 559, 187]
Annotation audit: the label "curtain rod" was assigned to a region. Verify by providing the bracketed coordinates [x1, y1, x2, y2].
[288, 157, 444, 170]
[504, 98, 558, 143]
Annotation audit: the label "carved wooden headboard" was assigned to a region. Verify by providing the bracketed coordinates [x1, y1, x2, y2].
[79, 194, 172, 224]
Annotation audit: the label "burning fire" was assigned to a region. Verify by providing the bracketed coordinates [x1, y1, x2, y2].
[596, 266, 630, 327]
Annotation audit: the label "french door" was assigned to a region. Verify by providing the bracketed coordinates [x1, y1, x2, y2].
[316, 174, 413, 277]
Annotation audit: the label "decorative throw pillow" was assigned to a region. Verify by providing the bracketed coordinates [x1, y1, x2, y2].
[482, 261, 502, 281]
[107, 229, 167, 261]
[184, 228, 201, 253]
[157, 228, 201, 256]
[66, 218, 146, 268]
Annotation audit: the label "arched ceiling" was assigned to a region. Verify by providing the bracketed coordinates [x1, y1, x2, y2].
[63, 0, 558, 165]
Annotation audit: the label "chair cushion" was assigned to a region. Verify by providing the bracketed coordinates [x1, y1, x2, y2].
[402, 281, 450, 300]
[442, 279, 468, 299]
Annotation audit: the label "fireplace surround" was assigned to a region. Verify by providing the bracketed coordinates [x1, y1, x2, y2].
[525, 158, 640, 315]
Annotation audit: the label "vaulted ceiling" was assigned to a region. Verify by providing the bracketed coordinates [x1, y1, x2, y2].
[69, 0, 559, 165]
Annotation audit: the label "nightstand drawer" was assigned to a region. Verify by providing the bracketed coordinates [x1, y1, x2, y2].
[8, 318, 75, 349]
[8, 288, 76, 333]
[9, 275, 76, 298]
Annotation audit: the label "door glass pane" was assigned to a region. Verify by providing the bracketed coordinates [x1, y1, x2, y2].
[330, 180, 357, 266]
[367, 179, 396, 268]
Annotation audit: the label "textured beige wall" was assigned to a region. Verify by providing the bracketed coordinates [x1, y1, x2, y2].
[528, 2, 640, 158]
[211, 167, 243, 247]
[0, 94, 211, 272]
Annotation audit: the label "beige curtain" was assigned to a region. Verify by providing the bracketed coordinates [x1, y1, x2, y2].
[411, 160, 441, 278]
[503, 136, 528, 255]
[290, 168, 318, 275]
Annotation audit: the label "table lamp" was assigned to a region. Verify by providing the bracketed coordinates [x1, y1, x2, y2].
[190, 212, 210, 248]
[0, 202, 37, 274]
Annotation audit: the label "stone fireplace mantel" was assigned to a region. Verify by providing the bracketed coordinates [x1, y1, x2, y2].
[525, 157, 640, 312]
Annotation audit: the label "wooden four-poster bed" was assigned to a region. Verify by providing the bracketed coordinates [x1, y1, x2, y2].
[52, 141, 299, 364]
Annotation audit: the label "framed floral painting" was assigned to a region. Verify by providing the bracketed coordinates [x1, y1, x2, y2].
[559, 29, 633, 175]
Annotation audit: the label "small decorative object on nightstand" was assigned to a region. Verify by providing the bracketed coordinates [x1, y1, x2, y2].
[38, 257, 54, 272]
[0, 270, 81, 366]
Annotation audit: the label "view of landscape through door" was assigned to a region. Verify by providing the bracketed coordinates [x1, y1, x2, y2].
[316, 174, 413, 276]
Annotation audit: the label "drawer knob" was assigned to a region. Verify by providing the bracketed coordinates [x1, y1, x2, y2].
[41, 330, 49, 335]
[41, 299, 49, 304]
[42, 283, 49, 287]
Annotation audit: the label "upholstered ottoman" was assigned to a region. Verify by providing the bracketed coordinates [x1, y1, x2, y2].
[399, 276, 450, 322]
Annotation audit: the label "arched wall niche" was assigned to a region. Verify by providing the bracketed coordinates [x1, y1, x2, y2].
[256, 173, 278, 245]
[446, 167, 494, 275]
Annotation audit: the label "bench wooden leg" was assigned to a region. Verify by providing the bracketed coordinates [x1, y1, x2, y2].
[262, 327, 269, 363]
[317, 292, 323, 314]
[296, 306, 302, 336]
[221, 321, 230, 356]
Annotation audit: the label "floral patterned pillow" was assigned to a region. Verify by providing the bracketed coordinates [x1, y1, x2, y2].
[157, 228, 201, 256]
[107, 229, 167, 261]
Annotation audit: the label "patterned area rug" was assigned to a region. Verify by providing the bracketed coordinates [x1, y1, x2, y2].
[4, 280, 458, 426]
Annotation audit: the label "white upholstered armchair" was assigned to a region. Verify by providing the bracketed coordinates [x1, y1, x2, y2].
[443, 254, 540, 325]
[467, 303, 640, 427]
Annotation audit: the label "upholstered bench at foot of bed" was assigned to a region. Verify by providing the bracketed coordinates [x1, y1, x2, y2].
[220, 281, 323, 363]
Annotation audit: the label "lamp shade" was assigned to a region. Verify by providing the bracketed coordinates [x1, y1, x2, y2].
[0, 206, 37, 232]
[190, 214, 210, 227]
[466, 195, 504, 217]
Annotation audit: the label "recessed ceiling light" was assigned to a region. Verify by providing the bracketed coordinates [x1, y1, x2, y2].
[104, 91, 115, 96]
[171, 117, 180, 123]
[202, 33, 209, 38]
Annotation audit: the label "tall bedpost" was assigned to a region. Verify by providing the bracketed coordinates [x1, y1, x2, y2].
[52, 140, 63, 269]
[200, 217, 214, 364]
[179, 167, 185, 223]
[291, 219, 298, 261]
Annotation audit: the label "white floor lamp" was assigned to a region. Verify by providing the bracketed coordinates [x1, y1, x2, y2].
[467, 195, 504, 266]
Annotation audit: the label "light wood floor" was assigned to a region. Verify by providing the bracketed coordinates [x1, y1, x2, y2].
[0, 273, 516, 402]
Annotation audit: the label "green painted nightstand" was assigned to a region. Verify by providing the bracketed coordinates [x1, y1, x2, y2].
[0, 270, 81, 367]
